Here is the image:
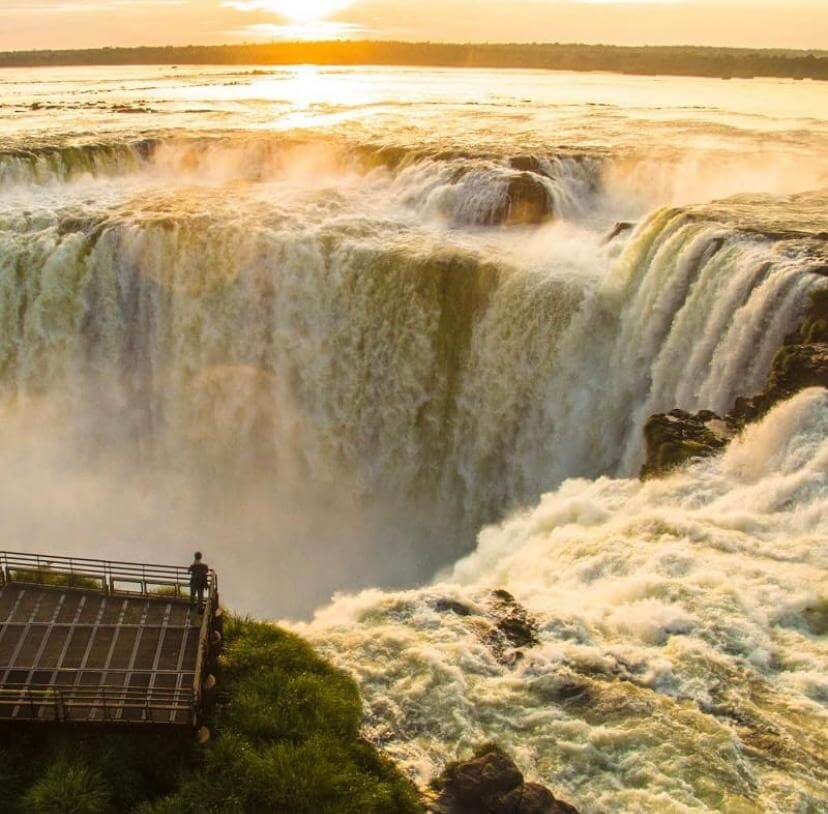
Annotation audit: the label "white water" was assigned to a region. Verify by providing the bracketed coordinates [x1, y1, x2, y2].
[303, 390, 828, 812]
[1, 65, 827, 812]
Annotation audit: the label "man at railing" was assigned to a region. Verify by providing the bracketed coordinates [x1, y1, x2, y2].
[187, 552, 210, 612]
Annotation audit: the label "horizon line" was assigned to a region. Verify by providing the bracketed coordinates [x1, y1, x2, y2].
[3, 40, 827, 57]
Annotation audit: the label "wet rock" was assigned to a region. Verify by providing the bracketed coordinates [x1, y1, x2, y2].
[603, 221, 635, 243]
[492, 589, 516, 602]
[435, 598, 474, 617]
[486, 590, 539, 657]
[640, 408, 738, 479]
[429, 749, 580, 814]
[450, 751, 523, 803]
[487, 173, 553, 226]
[505, 173, 554, 225]
[803, 600, 828, 636]
[494, 783, 581, 814]
[641, 284, 828, 478]
[433, 590, 537, 664]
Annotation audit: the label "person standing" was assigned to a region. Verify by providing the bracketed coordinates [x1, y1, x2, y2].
[188, 552, 209, 611]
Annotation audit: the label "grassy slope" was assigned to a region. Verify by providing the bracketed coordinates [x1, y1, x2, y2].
[1, 615, 423, 814]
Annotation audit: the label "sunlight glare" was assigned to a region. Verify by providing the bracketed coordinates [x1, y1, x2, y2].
[226, 0, 352, 24]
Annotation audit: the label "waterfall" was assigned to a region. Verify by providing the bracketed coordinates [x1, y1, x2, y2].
[1, 179, 822, 535]
[1, 138, 824, 560]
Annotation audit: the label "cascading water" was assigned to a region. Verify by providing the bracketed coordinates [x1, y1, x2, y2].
[2, 65, 827, 813]
[1, 158, 821, 533]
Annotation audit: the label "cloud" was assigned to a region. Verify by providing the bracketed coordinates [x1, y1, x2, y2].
[228, 21, 367, 39]
[5, 0, 184, 12]
[224, 0, 352, 12]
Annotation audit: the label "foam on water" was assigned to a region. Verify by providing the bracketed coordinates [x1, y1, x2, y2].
[302, 389, 828, 812]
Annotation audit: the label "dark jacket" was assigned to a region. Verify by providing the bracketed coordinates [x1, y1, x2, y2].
[188, 562, 209, 588]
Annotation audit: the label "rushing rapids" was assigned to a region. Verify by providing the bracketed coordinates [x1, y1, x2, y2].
[304, 389, 828, 812]
[2, 65, 827, 812]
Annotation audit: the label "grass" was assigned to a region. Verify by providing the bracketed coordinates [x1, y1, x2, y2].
[7, 569, 102, 590]
[147, 585, 184, 598]
[0, 615, 423, 814]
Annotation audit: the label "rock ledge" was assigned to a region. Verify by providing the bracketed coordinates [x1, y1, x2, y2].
[427, 748, 580, 814]
[642, 286, 828, 478]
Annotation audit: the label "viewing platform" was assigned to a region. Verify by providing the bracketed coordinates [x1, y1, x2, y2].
[0, 551, 220, 730]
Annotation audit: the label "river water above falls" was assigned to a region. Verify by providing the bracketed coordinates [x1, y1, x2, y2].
[1, 66, 827, 812]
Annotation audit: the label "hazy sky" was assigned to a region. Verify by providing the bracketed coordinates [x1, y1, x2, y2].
[3, 0, 827, 51]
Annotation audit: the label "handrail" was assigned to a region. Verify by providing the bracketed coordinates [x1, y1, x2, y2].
[0, 550, 220, 729]
[0, 685, 196, 724]
[0, 686, 194, 699]
[0, 550, 216, 598]
[192, 573, 219, 725]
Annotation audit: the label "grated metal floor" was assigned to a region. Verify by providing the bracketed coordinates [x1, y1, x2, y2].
[0, 583, 202, 725]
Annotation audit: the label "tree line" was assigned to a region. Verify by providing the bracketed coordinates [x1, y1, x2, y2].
[1, 41, 826, 80]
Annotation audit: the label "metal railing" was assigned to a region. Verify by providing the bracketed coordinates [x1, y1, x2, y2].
[0, 550, 220, 730]
[0, 685, 196, 725]
[0, 550, 215, 599]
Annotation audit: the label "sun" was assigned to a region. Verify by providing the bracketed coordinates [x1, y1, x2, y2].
[228, 0, 352, 25]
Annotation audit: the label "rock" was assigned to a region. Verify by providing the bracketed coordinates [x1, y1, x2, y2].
[429, 750, 580, 814]
[803, 600, 828, 636]
[487, 173, 553, 226]
[493, 783, 581, 814]
[450, 751, 524, 803]
[641, 284, 828, 479]
[435, 598, 473, 617]
[603, 221, 635, 243]
[485, 590, 539, 658]
[640, 409, 737, 479]
[764, 342, 828, 396]
[509, 156, 548, 176]
[433, 590, 537, 663]
[492, 589, 516, 602]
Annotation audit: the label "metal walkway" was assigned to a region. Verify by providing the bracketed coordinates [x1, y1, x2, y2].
[0, 551, 219, 729]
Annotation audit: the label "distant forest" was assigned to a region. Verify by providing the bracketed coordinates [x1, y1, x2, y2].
[2, 41, 827, 80]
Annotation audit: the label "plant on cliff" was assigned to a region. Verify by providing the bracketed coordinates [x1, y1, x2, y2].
[0, 616, 422, 814]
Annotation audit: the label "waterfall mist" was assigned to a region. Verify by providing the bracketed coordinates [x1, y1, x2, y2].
[0, 134, 825, 616]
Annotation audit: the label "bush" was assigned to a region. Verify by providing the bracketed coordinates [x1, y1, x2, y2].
[8, 569, 101, 590]
[23, 761, 110, 814]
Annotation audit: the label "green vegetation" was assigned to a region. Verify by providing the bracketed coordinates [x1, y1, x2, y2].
[1, 616, 423, 814]
[7, 569, 102, 590]
[0, 41, 826, 80]
[147, 585, 185, 598]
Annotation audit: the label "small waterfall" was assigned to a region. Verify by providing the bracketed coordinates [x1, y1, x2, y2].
[0, 141, 157, 186]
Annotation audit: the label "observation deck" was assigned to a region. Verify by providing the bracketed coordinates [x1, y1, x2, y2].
[0, 551, 219, 730]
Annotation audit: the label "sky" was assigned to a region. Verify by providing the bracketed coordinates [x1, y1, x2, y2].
[2, 0, 827, 52]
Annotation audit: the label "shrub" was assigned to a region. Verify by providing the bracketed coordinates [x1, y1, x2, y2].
[23, 761, 110, 814]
